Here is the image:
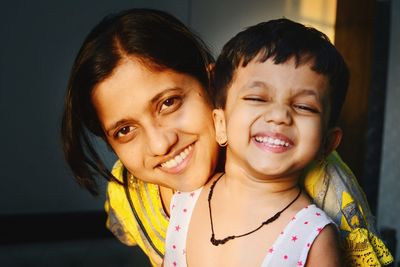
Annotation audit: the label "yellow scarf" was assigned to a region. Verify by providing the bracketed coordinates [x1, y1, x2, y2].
[304, 151, 393, 266]
[105, 160, 167, 267]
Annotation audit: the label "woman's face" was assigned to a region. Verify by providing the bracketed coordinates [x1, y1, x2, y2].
[92, 58, 219, 191]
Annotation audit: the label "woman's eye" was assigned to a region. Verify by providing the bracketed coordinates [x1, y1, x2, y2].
[116, 126, 134, 138]
[160, 96, 182, 112]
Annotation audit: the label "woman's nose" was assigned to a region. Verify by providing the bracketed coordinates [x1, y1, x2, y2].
[263, 103, 292, 125]
[145, 123, 178, 156]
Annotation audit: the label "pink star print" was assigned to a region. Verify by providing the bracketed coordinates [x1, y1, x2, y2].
[304, 221, 309, 225]
[172, 245, 176, 249]
[317, 227, 323, 233]
[315, 212, 321, 216]
[291, 235, 298, 242]
[175, 225, 181, 232]
[283, 255, 288, 260]
[268, 248, 274, 253]
[297, 260, 303, 266]
[190, 192, 195, 197]
[183, 208, 187, 213]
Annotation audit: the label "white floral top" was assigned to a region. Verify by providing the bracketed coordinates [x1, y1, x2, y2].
[164, 188, 333, 267]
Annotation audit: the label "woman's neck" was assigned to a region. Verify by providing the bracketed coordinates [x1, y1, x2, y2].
[159, 185, 175, 217]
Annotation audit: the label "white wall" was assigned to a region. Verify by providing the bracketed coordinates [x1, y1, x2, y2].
[378, 0, 400, 262]
[190, 0, 336, 57]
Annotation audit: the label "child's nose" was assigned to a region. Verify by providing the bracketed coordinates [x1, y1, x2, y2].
[263, 103, 292, 125]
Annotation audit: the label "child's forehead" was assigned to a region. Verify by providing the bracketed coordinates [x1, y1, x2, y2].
[233, 56, 329, 91]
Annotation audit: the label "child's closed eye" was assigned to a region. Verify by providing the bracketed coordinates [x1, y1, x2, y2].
[242, 95, 269, 102]
[293, 104, 320, 113]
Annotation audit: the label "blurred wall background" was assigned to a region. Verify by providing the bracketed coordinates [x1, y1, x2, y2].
[378, 0, 400, 263]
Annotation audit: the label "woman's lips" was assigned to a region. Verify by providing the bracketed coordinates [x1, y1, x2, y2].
[159, 144, 194, 174]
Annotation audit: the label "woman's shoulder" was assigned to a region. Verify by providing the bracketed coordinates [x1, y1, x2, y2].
[105, 160, 168, 265]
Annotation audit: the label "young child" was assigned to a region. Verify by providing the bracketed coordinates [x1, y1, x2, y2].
[164, 18, 349, 267]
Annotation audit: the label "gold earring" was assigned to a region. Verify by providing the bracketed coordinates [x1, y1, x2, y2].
[216, 133, 227, 147]
[219, 140, 227, 147]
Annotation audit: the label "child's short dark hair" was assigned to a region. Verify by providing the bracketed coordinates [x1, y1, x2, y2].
[213, 18, 349, 128]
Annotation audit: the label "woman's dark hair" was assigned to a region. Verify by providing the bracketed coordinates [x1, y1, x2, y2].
[214, 18, 349, 128]
[61, 8, 214, 195]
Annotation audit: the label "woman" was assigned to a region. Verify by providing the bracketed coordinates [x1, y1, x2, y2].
[62, 8, 219, 266]
[61, 8, 392, 267]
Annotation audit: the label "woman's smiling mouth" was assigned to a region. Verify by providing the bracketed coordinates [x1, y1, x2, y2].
[160, 144, 194, 172]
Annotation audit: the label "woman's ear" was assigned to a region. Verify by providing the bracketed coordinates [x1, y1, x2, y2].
[207, 63, 215, 88]
[207, 63, 215, 73]
[213, 109, 227, 146]
[324, 127, 343, 155]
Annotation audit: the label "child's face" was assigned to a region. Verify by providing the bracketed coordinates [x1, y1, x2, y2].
[92, 58, 219, 191]
[214, 57, 331, 180]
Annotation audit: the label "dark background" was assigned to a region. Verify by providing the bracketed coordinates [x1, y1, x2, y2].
[0, 0, 399, 266]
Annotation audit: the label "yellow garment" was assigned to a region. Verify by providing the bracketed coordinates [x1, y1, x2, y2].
[105, 160, 168, 267]
[304, 151, 393, 266]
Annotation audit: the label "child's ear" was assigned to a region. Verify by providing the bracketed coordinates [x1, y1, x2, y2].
[212, 109, 227, 146]
[324, 127, 343, 155]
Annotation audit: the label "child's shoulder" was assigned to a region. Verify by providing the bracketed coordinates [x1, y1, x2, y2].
[283, 204, 334, 242]
[294, 204, 332, 223]
[296, 205, 341, 266]
[305, 223, 342, 266]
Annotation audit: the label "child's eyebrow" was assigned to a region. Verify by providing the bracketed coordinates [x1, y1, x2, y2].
[247, 80, 268, 89]
[291, 88, 321, 100]
[241, 80, 271, 92]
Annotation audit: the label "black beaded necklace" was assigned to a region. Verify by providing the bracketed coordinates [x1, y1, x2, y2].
[208, 173, 302, 246]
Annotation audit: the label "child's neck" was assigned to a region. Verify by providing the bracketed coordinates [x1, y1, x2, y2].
[218, 163, 301, 204]
[212, 173, 300, 209]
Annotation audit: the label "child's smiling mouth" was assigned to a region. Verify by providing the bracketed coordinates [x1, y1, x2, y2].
[252, 133, 294, 153]
[254, 136, 290, 147]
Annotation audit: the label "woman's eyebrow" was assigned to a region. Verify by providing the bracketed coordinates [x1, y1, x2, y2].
[105, 88, 185, 136]
[150, 87, 183, 106]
